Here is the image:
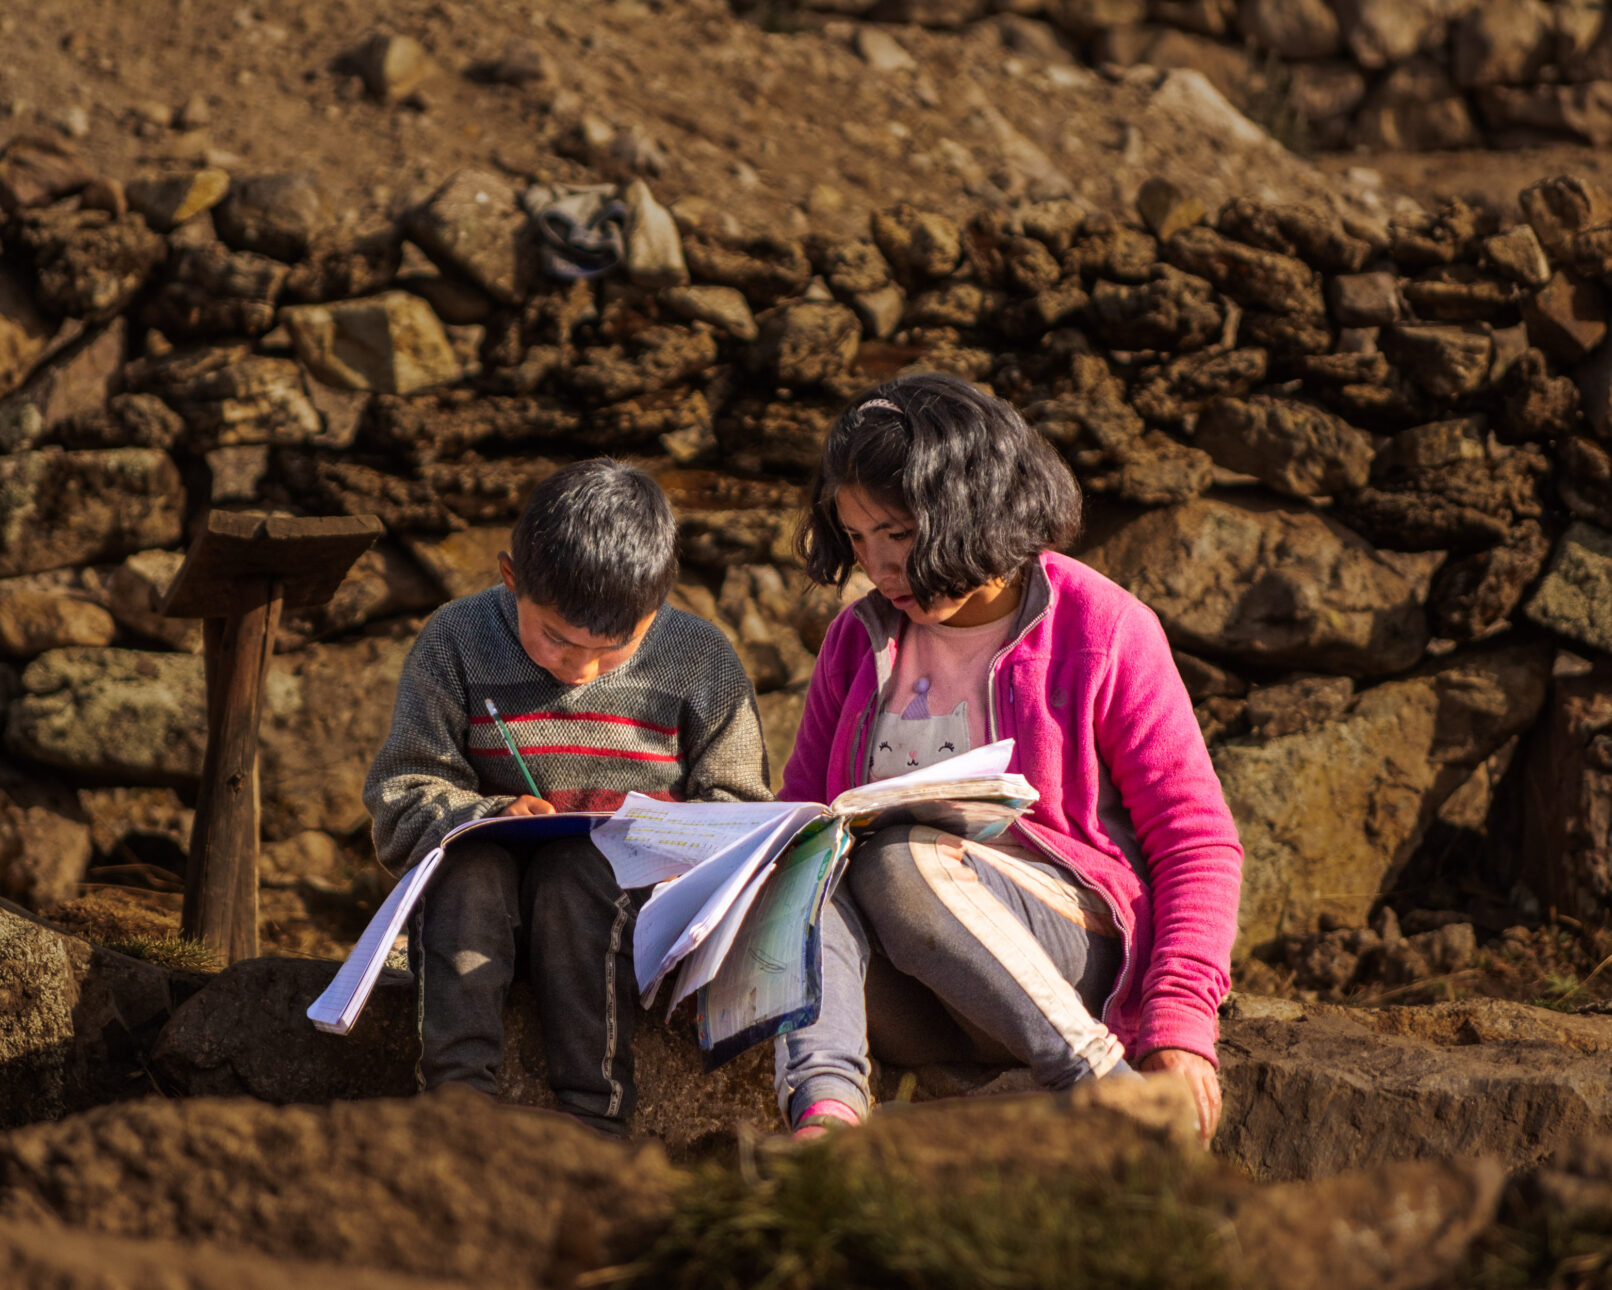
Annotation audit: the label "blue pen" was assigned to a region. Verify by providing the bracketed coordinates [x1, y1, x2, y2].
[484, 699, 543, 798]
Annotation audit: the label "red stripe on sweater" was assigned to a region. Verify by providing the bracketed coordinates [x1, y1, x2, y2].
[470, 711, 679, 737]
[544, 787, 681, 812]
[471, 745, 680, 764]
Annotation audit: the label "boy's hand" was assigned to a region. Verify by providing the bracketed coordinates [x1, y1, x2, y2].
[500, 796, 557, 817]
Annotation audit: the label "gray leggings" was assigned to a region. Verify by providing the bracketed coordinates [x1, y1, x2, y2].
[775, 825, 1126, 1127]
[416, 835, 643, 1134]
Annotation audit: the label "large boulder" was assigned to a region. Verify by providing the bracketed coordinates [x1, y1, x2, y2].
[9, 208, 168, 321]
[213, 172, 328, 263]
[0, 778, 92, 910]
[255, 635, 412, 838]
[1219, 996, 1612, 1180]
[0, 1218, 473, 1290]
[0, 902, 184, 1127]
[0, 448, 184, 579]
[1479, 83, 1612, 148]
[1084, 268, 1224, 354]
[1128, 346, 1268, 430]
[1339, 417, 1548, 552]
[280, 292, 461, 396]
[1214, 644, 1550, 949]
[1238, 0, 1341, 58]
[0, 1047, 1528, 1290]
[1338, 0, 1471, 69]
[1078, 496, 1429, 675]
[0, 317, 124, 435]
[155, 353, 331, 449]
[408, 169, 534, 306]
[150, 955, 780, 1157]
[1193, 395, 1373, 498]
[747, 301, 862, 387]
[0, 585, 116, 658]
[143, 240, 289, 339]
[1451, 0, 1552, 88]
[0, 1086, 680, 1289]
[1429, 519, 1551, 641]
[1518, 666, 1612, 921]
[832, 1074, 1500, 1290]
[0, 267, 54, 401]
[1162, 224, 1323, 316]
[1523, 520, 1612, 654]
[6, 648, 207, 782]
[4, 636, 410, 839]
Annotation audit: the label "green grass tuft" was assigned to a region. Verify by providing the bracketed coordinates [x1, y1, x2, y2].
[99, 933, 224, 973]
[1532, 972, 1585, 1012]
[1242, 52, 1312, 157]
[607, 1143, 1235, 1290]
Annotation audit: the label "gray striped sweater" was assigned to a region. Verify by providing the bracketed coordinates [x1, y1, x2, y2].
[364, 585, 771, 872]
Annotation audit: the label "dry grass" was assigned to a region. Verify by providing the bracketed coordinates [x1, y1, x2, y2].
[589, 1138, 1236, 1290]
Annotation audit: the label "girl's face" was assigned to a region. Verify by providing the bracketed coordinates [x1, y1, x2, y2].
[835, 485, 1021, 628]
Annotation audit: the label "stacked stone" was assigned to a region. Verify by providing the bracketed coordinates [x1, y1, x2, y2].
[0, 133, 1609, 960]
[744, 0, 1612, 152]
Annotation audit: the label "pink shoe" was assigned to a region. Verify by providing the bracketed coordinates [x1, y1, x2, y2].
[791, 1098, 861, 1141]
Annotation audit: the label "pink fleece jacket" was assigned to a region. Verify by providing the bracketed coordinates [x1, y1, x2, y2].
[782, 550, 1244, 1066]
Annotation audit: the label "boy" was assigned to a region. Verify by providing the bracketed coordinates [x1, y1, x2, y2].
[363, 458, 770, 1135]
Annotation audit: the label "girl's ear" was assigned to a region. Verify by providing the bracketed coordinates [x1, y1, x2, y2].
[497, 551, 518, 593]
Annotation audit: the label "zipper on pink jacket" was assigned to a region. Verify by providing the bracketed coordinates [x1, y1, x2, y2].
[846, 627, 898, 790]
[989, 565, 1136, 1032]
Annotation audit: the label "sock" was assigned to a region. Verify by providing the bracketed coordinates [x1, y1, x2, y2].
[792, 1097, 861, 1138]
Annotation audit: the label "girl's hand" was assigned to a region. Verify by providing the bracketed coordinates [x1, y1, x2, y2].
[1139, 1048, 1222, 1147]
[500, 795, 557, 817]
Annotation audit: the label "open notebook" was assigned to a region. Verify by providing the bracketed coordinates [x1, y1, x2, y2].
[309, 740, 1036, 1063]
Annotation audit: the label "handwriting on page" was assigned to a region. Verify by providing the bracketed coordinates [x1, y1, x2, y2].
[593, 795, 806, 889]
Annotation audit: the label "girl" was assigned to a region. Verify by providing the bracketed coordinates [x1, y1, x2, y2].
[776, 371, 1243, 1144]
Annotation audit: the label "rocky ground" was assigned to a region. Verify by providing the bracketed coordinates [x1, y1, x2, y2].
[0, 0, 1354, 244]
[6, 0, 1612, 1286]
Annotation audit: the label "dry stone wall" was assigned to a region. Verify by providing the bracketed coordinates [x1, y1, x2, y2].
[742, 0, 1612, 152]
[3, 131, 1612, 955]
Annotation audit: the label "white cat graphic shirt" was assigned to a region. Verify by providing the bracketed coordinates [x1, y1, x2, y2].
[867, 614, 1017, 781]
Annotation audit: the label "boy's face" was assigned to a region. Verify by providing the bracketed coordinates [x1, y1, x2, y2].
[499, 554, 656, 686]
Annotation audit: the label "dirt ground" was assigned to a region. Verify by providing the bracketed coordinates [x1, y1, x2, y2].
[6, 0, 1605, 240]
[0, 0, 1351, 243]
[1314, 142, 1612, 222]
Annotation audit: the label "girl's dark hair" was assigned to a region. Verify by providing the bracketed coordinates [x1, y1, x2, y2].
[509, 458, 678, 638]
[798, 372, 1083, 606]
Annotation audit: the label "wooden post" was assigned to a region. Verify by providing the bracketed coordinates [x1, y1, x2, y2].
[162, 511, 383, 963]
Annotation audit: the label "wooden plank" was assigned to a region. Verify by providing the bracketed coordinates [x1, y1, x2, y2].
[231, 590, 281, 961]
[160, 511, 384, 619]
[180, 583, 280, 961]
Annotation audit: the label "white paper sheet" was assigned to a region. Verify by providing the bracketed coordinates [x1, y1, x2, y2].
[825, 738, 1024, 816]
[846, 737, 1014, 795]
[592, 794, 812, 889]
[667, 845, 783, 1008]
[307, 845, 442, 1034]
[630, 802, 823, 997]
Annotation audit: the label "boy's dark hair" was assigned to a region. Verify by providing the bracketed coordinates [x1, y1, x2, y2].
[798, 371, 1083, 608]
[508, 458, 678, 638]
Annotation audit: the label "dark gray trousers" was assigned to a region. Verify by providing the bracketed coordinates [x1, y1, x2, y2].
[417, 835, 643, 1134]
